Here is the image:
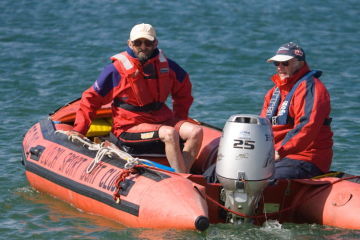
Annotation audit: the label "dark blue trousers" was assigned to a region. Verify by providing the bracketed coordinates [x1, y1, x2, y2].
[271, 158, 324, 180]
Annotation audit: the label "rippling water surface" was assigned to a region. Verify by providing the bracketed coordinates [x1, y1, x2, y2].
[1, 0, 359, 239]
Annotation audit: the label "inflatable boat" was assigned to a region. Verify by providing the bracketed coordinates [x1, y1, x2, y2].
[22, 99, 360, 231]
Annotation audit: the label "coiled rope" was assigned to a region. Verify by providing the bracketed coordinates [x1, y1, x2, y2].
[55, 130, 155, 173]
[55, 130, 164, 203]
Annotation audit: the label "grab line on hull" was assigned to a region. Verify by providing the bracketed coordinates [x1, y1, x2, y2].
[24, 159, 140, 216]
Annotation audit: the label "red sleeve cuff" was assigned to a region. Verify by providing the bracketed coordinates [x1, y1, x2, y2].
[72, 125, 87, 136]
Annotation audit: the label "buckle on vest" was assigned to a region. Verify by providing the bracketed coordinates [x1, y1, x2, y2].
[271, 116, 278, 125]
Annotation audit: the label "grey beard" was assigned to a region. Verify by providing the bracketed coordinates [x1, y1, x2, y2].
[137, 52, 150, 63]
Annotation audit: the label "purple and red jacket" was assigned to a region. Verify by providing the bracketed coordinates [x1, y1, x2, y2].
[73, 47, 193, 137]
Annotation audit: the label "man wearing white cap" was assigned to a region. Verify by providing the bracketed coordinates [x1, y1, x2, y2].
[260, 42, 333, 179]
[72, 23, 203, 173]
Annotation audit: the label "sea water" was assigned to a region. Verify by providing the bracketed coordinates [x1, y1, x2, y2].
[1, 0, 359, 239]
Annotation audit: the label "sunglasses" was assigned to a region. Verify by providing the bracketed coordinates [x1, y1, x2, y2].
[132, 39, 155, 47]
[273, 61, 289, 67]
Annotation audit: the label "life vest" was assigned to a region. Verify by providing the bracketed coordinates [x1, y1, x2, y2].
[266, 70, 331, 126]
[110, 49, 170, 112]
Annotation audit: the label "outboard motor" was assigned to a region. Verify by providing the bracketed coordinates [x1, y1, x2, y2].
[216, 114, 274, 223]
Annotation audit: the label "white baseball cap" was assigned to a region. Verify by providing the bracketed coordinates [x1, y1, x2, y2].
[129, 23, 156, 41]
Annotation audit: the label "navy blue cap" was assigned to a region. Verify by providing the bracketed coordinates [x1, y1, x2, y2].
[267, 42, 306, 62]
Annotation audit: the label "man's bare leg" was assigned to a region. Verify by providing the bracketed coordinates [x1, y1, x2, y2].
[179, 122, 203, 172]
[159, 125, 186, 173]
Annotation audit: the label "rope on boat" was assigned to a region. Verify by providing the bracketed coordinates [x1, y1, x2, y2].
[55, 130, 101, 150]
[113, 167, 140, 203]
[55, 130, 174, 203]
[86, 146, 109, 173]
[112, 161, 181, 203]
[55, 130, 156, 173]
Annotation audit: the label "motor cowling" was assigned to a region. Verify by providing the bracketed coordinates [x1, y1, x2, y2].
[216, 114, 275, 223]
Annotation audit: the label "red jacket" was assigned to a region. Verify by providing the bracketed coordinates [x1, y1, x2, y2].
[73, 48, 193, 136]
[260, 64, 333, 172]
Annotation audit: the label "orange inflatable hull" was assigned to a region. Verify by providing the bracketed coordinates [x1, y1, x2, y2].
[22, 120, 213, 230]
[22, 99, 360, 230]
[261, 177, 360, 229]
